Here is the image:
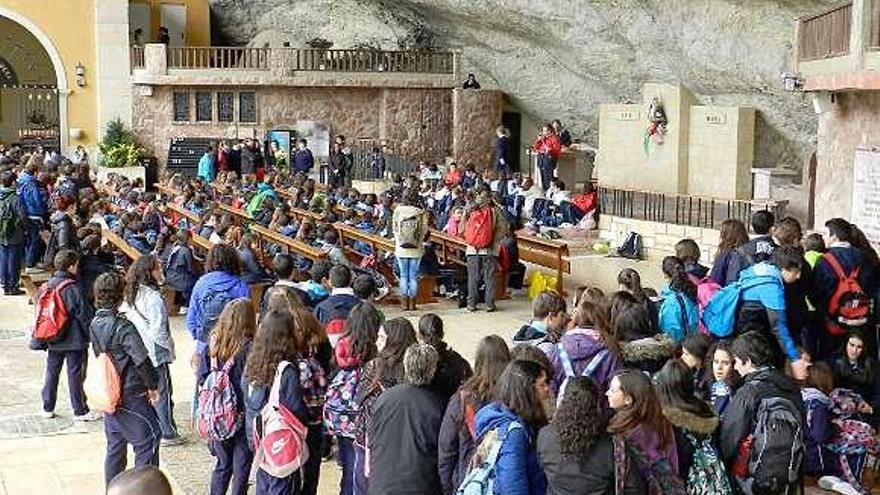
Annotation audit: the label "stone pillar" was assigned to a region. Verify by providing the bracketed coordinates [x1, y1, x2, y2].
[144, 44, 168, 75]
[94, 0, 133, 137]
[851, 0, 868, 71]
[452, 89, 503, 168]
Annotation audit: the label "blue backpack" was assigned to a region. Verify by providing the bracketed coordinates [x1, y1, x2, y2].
[457, 421, 523, 495]
[701, 276, 777, 338]
[198, 289, 234, 342]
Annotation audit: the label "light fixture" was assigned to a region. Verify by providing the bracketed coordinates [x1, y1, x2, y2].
[75, 62, 86, 87]
[781, 72, 803, 92]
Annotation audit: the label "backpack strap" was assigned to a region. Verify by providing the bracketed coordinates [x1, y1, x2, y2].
[268, 361, 292, 407]
[674, 292, 690, 330]
[582, 349, 609, 378]
[824, 251, 859, 281]
[486, 421, 523, 466]
[556, 342, 576, 377]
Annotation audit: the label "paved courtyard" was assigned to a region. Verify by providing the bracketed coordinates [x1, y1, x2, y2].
[0, 291, 533, 495]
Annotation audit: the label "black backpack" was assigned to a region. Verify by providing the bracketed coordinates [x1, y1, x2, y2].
[617, 231, 643, 260]
[744, 396, 804, 493]
[0, 193, 19, 242]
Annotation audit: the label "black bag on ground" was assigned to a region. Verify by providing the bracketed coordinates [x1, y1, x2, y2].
[617, 231, 643, 260]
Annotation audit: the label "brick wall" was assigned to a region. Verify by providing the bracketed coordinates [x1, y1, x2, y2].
[598, 214, 721, 265]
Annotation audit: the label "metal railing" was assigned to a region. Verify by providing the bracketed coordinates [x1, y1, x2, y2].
[869, 0, 880, 48]
[294, 49, 454, 74]
[798, 2, 853, 61]
[598, 186, 786, 232]
[131, 46, 145, 69]
[348, 145, 421, 181]
[167, 47, 271, 70]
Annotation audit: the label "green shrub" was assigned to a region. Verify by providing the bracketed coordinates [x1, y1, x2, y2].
[99, 119, 143, 168]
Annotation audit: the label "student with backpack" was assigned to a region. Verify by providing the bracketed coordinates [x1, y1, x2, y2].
[675, 239, 710, 281]
[657, 257, 699, 343]
[655, 360, 731, 495]
[811, 218, 875, 360]
[709, 219, 749, 287]
[368, 344, 446, 495]
[463, 190, 507, 312]
[243, 310, 311, 495]
[197, 299, 255, 495]
[392, 189, 429, 311]
[43, 196, 77, 267]
[163, 229, 197, 314]
[89, 272, 161, 486]
[35, 249, 99, 421]
[719, 331, 805, 495]
[121, 254, 182, 446]
[0, 170, 27, 295]
[606, 369, 683, 495]
[315, 265, 360, 348]
[418, 314, 473, 404]
[438, 335, 511, 495]
[324, 302, 380, 495]
[512, 291, 569, 348]
[466, 359, 550, 495]
[538, 376, 645, 495]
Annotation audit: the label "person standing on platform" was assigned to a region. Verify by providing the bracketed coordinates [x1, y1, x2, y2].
[197, 147, 215, 183]
[495, 126, 513, 177]
[292, 138, 315, 175]
[551, 119, 573, 149]
[533, 124, 561, 191]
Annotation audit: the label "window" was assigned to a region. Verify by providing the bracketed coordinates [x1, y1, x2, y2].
[217, 92, 234, 122]
[239, 92, 257, 123]
[173, 92, 189, 122]
[196, 92, 213, 122]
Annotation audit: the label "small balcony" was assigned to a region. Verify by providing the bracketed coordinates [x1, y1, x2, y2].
[130, 44, 460, 89]
[795, 0, 880, 91]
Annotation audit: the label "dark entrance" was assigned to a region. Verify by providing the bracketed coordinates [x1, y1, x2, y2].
[501, 111, 521, 173]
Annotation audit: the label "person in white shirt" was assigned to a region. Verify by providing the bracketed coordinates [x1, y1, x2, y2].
[121, 254, 182, 445]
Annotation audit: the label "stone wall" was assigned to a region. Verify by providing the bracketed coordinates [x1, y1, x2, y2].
[132, 86, 455, 165]
[598, 214, 721, 265]
[452, 89, 503, 169]
[815, 91, 880, 229]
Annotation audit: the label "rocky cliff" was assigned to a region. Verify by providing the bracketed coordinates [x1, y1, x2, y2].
[210, 0, 836, 180]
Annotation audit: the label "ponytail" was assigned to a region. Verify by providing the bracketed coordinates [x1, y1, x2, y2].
[617, 268, 647, 303]
[662, 256, 697, 302]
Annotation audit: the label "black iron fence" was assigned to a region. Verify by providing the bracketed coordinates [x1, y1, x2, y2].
[348, 146, 421, 181]
[598, 186, 786, 232]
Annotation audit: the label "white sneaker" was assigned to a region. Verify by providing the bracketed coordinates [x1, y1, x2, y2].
[178, 307, 188, 315]
[39, 410, 55, 419]
[24, 267, 45, 275]
[831, 481, 862, 495]
[73, 411, 103, 422]
[819, 476, 842, 491]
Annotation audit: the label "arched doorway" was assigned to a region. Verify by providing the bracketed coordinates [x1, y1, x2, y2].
[0, 9, 67, 152]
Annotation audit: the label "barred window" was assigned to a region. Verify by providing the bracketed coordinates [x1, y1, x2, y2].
[239, 92, 257, 123]
[217, 92, 234, 122]
[196, 92, 213, 122]
[172, 92, 189, 122]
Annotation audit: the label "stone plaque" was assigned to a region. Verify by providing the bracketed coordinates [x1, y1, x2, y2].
[852, 148, 880, 243]
[616, 110, 639, 121]
[704, 111, 727, 125]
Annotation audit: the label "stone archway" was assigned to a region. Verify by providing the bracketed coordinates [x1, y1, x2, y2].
[0, 7, 68, 151]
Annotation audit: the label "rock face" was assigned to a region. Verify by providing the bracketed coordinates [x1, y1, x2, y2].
[209, 0, 837, 188]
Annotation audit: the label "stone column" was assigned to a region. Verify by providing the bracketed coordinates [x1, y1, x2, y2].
[452, 89, 504, 169]
[851, 0, 869, 71]
[94, 0, 133, 136]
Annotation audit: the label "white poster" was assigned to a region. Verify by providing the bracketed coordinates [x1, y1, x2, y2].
[851, 147, 880, 243]
[296, 120, 331, 160]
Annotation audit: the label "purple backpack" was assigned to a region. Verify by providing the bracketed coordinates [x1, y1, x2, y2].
[197, 358, 241, 441]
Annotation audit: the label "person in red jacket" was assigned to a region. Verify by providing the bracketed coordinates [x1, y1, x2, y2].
[533, 124, 561, 191]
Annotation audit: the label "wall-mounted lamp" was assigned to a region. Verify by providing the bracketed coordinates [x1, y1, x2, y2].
[75, 62, 86, 87]
[781, 72, 803, 92]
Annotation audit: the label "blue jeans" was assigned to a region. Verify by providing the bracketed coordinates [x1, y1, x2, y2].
[0, 243, 21, 291]
[25, 220, 42, 268]
[396, 256, 421, 298]
[337, 436, 355, 495]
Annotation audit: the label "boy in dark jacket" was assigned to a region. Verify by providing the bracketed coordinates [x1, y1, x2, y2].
[39, 250, 97, 420]
[738, 210, 777, 268]
[315, 264, 360, 347]
[0, 171, 28, 294]
[164, 229, 198, 313]
[90, 272, 161, 486]
[43, 197, 77, 267]
[17, 162, 47, 272]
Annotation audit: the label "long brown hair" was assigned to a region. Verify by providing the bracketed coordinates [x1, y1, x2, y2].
[210, 299, 256, 363]
[371, 317, 417, 387]
[463, 335, 511, 406]
[572, 298, 619, 357]
[244, 310, 305, 387]
[608, 370, 673, 447]
[717, 218, 749, 255]
[494, 359, 549, 430]
[124, 254, 161, 308]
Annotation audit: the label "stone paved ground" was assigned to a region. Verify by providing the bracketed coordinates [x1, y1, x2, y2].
[0, 290, 533, 494]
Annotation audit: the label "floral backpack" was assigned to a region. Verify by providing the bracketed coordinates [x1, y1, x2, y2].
[297, 357, 327, 426]
[827, 388, 878, 456]
[685, 433, 732, 495]
[323, 367, 362, 438]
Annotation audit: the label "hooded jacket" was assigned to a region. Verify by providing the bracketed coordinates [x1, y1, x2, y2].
[544, 328, 621, 397]
[709, 249, 745, 287]
[186, 270, 250, 352]
[738, 235, 777, 267]
[315, 289, 360, 336]
[811, 244, 875, 324]
[43, 211, 76, 266]
[164, 243, 197, 293]
[657, 287, 699, 343]
[0, 187, 26, 246]
[439, 387, 487, 495]
[537, 427, 645, 495]
[620, 335, 676, 375]
[474, 402, 547, 495]
[45, 271, 94, 352]
[719, 368, 804, 469]
[662, 406, 720, 479]
[736, 263, 800, 362]
[17, 172, 47, 219]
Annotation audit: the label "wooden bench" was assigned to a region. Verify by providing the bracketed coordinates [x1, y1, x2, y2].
[216, 202, 251, 226]
[102, 228, 142, 262]
[250, 224, 328, 263]
[516, 234, 571, 294]
[165, 202, 203, 228]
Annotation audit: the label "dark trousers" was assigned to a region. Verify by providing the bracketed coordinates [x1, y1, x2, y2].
[337, 436, 355, 495]
[42, 349, 88, 415]
[209, 430, 252, 495]
[0, 243, 22, 291]
[255, 467, 301, 495]
[104, 393, 161, 486]
[537, 155, 556, 191]
[25, 220, 42, 268]
[153, 363, 178, 439]
[467, 254, 496, 309]
[353, 443, 369, 495]
[302, 424, 323, 495]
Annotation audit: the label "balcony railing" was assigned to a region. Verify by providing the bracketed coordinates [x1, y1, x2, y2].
[294, 49, 454, 74]
[167, 47, 271, 70]
[131, 46, 145, 69]
[598, 186, 786, 231]
[870, 0, 880, 48]
[798, 2, 853, 61]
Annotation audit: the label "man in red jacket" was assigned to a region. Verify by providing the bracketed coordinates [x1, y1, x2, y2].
[533, 124, 562, 191]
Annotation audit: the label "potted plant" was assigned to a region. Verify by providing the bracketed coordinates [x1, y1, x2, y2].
[96, 119, 146, 183]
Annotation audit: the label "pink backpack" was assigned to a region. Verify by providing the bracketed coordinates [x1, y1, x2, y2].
[254, 361, 309, 478]
[197, 358, 241, 441]
[689, 274, 721, 335]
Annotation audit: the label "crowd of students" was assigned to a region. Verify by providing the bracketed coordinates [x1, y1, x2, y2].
[5, 140, 880, 495]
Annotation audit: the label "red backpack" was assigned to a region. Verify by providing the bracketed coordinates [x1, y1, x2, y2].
[464, 207, 493, 249]
[254, 361, 309, 478]
[32, 279, 76, 342]
[824, 252, 871, 336]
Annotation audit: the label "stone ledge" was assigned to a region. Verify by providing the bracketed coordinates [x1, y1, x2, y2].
[131, 70, 457, 89]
